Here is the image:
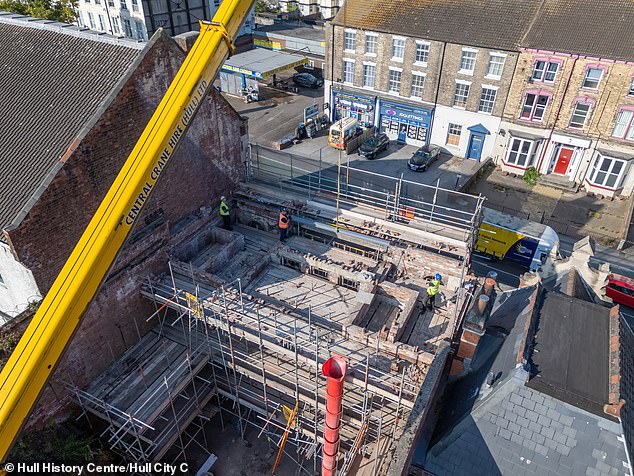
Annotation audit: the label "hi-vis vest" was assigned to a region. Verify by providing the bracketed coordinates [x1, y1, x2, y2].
[279, 213, 289, 229]
[219, 200, 230, 216]
[426, 280, 441, 296]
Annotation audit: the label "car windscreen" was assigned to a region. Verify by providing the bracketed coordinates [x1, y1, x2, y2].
[364, 138, 378, 147]
[330, 129, 341, 138]
[411, 151, 431, 164]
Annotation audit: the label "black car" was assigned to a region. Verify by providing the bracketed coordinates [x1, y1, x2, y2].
[292, 73, 323, 89]
[358, 133, 390, 159]
[408, 144, 441, 171]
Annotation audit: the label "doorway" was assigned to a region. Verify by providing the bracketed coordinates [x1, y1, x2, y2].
[554, 147, 573, 175]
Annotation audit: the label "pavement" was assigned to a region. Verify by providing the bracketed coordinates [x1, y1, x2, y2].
[267, 135, 485, 191]
[219, 72, 324, 147]
[223, 77, 634, 315]
[467, 166, 631, 246]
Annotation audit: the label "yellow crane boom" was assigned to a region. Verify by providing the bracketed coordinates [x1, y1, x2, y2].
[0, 0, 253, 461]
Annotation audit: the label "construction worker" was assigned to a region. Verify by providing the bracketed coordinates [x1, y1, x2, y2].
[279, 209, 290, 241]
[219, 195, 231, 230]
[423, 273, 443, 311]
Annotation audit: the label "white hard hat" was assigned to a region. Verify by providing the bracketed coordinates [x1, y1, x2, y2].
[221, 195, 226, 200]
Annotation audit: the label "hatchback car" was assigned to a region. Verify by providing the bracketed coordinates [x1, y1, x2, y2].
[292, 73, 323, 89]
[408, 144, 441, 171]
[606, 274, 634, 308]
[358, 133, 390, 159]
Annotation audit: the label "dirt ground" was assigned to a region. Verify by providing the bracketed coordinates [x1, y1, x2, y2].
[184, 413, 310, 476]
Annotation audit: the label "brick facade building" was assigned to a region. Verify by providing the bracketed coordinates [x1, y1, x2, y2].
[492, 1, 634, 198]
[324, 0, 541, 158]
[0, 15, 247, 424]
[495, 51, 634, 198]
[325, 0, 634, 198]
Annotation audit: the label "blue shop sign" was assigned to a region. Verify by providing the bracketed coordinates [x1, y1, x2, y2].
[332, 90, 375, 111]
[379, 101, 431, 123]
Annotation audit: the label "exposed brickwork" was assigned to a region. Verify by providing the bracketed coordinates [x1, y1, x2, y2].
[436, 44, 517, 116]
[607, 305, 621, 406]
[5, 31, 246, 426]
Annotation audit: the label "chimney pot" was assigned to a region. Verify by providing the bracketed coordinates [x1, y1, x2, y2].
[477, 294, 490, 314]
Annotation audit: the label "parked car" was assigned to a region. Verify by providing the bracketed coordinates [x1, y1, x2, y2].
[358, 133, 390, 159]
[292, 73, 323, 89]
[606, 274, 634, 308]
[407, 144, 441, 171]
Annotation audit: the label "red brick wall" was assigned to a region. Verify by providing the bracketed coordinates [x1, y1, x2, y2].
[5, 31, 245, 425]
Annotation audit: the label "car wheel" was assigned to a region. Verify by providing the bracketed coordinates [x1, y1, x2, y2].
[422, 165, 427, 172]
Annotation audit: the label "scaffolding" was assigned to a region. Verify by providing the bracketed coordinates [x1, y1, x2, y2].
[72, 255, 422, 474]
[70, 149, 483, 473]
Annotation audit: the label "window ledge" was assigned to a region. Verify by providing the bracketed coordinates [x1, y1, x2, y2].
[477, 110, 493, 116]
[581, 86, 600, 92]
[343, 49, 355, 54]
[387, 91, 401, 96]
[484, 74, 501, 81]
[365, 52, 377, 57]
[391, 57, 404, 63]
[413, 61, 428, 67]
[458, 69, 474, 76]
[452, 105, 467, 110]
[609, 135, 634, 144]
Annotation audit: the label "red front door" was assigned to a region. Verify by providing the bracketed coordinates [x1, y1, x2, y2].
[554, 148, 573, 174]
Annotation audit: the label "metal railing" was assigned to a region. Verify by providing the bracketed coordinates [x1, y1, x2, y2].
[246, 143, 486, 246]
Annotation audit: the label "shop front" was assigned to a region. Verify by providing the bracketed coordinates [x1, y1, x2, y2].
[378, 99, 433, 146]
[331, 90, 377, 127]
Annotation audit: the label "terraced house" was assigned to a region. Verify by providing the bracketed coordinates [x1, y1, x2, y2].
[492, 0, 634, 198]
[324, 0, 542, 156]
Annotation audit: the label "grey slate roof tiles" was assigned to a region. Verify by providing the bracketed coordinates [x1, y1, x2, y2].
[426, 377, 628, 476]
[331, 0, 544, 51]
[522, 0, 634, 62]
[0, 14, 142, 230]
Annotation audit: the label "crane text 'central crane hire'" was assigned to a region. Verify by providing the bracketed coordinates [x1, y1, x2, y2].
[125, 79, 209, 226]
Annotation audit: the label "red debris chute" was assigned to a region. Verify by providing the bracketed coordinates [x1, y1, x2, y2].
[322, 355, 347, 476]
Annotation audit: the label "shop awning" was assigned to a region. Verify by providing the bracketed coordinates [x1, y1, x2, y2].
[221, 48, 308, 79]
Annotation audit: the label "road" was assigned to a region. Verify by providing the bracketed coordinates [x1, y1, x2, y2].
[240, 87, 634, 315]
[251, 146, 483, 234]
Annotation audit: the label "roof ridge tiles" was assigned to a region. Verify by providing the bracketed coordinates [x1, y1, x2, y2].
[0, 10, 145, 49]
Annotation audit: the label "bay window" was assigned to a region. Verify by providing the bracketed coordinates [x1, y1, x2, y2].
[588, 155, 627, 189]
[506, 138, 536, 168]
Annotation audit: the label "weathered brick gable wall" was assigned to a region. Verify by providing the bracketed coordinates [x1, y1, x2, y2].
[4, 31, 245, 425]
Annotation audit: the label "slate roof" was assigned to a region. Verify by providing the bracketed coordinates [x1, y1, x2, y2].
[426, 375, 628, 476]
[421, 286, 627, 476]
[0, 12, 143, 231]
[529, 292, 610, 416]
[331, 0, 543, 51]
[522, 0, 634, 62]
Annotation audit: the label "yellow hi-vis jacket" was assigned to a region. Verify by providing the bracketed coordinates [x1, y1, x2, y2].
[219, 200, 230, 216]
[426, 280, 441, 296]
